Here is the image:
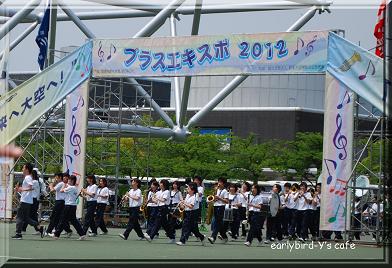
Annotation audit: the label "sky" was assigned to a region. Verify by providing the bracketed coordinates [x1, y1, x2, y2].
[0, 0, 386, 72]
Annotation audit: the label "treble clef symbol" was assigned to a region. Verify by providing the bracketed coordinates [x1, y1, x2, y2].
[98, 41, 105, 63]
[69, 115, 82, 156]
[305, 35, 317, 56]
[333, 113, 348, 160]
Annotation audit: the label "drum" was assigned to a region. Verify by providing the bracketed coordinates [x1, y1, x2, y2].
[223, 207, 234, 222]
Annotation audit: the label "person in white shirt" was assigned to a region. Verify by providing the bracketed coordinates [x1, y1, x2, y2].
[294, 182, 313, 242]
[12, 163, 44, 240]
[53, 175, 86, 240]
[119, 179, 150, 241]
[95, 178, 109, 235]
[168, 181, 184, 230]
[308, 187, 319, 240]
[176, 183, 206, 246]
[81, 175, 98, 236]
[313, 183, 321, 238]
[281, 182, 291, 238]
[145, 179, 176, 243]
[244, 184, 263, 247]
[22, 169, 41, 234]
[207, 177, 229, 244]
[145, 181, 159, 236]
[193, 176, 204, 226]
[240, 182, 251, 238]
[45, 173, 72, 236]
[286, 183, 299, 240]
[224, 183, 242, 240]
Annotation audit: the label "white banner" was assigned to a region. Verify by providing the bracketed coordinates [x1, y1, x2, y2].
[62, 80, 89, 219]
[0, 157, 13, 219]
[93, 31, 328, 77]
[320, 72, 354, 231]
[0, 41, 93, 146]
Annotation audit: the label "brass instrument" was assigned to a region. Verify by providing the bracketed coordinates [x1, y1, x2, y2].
[290, 185, 297, 193]
[170, 201, 185, 219]
[140, 192, 155, 213]
[205, 186, 218, 225]
[119, 192, 129, 208]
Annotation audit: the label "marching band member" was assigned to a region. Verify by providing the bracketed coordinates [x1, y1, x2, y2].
[281, 183, 291, 238]
[12, 163, 44, 240]
[295, 182, 313, 242]
[207, 177, 229, 244]
[225, 183, 242, 240]
[45, 173, 72, 237]
[53, 175, 86, 240]
[176, 183, 206, 246]
[244, 184, 263, 247]
[119, 179, 150, 241]
[240, 182, 251, 238]
[144, 179, 176, 243]
[169, 181, 183, 229]
[286, 183, 299, 240]
[81, 175, 98, 236]
[146, 181, 159, 236]
[193, 176, 204, 227]
[95, 178, 109, 235]
[265, 184, 283, 243]
[22, 169, 41, 234]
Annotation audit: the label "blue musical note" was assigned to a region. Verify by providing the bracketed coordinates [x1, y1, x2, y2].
[333, 114, 348, 160]
[324, 158, 337, 185]
[337, 91, 351, 109]
[72, 96, 84, 112]
[69, 115, 82, 156]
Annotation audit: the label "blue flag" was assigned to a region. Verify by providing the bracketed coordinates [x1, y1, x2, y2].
[35, 7, 50, 70]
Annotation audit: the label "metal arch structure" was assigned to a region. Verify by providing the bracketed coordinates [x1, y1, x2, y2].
[1, 0, 389, 242]
[0, 0, 333, 145]
[0, 0, 333, 227]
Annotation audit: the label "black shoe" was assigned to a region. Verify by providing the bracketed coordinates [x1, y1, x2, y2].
[12, 234, 22, 240]
[39, 226, 44, 238]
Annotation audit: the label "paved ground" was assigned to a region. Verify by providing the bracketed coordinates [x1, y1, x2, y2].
[0, 223, 385, 261]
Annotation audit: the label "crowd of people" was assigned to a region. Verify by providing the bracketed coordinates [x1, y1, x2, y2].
[11, 160, 387, 246]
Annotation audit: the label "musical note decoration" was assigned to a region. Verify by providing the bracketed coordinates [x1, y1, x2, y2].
[305, 35, 317, 56]
[72, 96, 85, 112]
[339, 51, 362, 72]
[328, 203, 346, 223]
[329, 178, 347, 196]
[324, 158, 337, 185]
[69, 115, 82, 156]
[337, 91, 351, 109]
[294, 37, 305, 56]
[358, 60, 376, 80]
[333, 113, 348, 160]
[97, 41, 117, 63]
[107, 44, 117, 61]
